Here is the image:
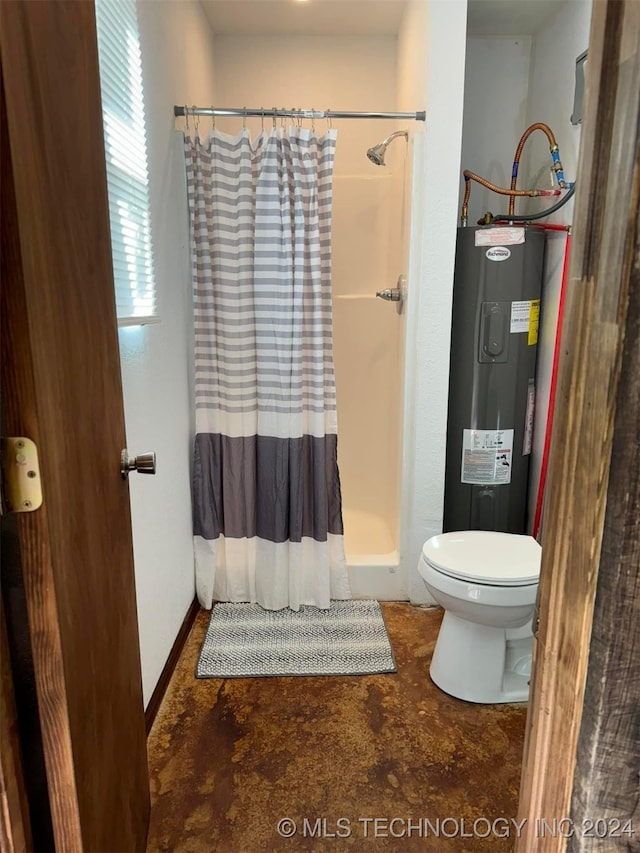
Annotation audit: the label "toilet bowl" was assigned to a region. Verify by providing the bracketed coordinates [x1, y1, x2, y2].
[417, 531, 541, 704]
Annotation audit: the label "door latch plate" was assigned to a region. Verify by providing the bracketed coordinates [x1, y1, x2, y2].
[1, 437, 43, 514]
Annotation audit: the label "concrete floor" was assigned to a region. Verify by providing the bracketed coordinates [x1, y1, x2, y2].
[147, 603, 527, 852]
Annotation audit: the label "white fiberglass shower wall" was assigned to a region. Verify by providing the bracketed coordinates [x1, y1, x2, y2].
[332, 144, 406, 587]
[212, 34, 408, 597]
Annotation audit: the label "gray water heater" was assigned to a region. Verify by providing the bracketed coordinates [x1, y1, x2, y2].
[443, 226, 545, 534]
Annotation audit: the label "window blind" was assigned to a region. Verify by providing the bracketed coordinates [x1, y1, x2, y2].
[95, 0, 157, 324]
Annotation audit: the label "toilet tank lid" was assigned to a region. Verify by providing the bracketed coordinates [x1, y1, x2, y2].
[422, 531, 541, 585]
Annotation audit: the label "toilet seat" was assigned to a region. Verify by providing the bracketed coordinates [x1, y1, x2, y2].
[422, 531, 541, 587]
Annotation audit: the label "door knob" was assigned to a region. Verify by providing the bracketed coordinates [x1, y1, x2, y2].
[121, 450, 156, 479]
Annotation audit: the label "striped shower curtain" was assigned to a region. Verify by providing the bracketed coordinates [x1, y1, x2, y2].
[184, 127, 351, 611]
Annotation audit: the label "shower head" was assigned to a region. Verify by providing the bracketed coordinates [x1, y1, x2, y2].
[366, 143, 387, 166]
[366, 130, 408, 166]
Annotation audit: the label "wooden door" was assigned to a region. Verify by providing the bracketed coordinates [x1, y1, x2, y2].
[515, 0, 640, 849]
[0, 2, 150, 851]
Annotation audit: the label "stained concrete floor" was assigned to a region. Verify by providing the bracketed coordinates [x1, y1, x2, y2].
[147, 603, 527, 852]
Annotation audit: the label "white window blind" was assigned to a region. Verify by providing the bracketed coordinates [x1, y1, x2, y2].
[95, 0, 157, 325]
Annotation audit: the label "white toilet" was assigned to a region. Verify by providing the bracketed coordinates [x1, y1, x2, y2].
[417, 530, 541, 704]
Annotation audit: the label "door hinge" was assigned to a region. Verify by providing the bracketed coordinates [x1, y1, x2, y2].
[0, 437, 43, 515]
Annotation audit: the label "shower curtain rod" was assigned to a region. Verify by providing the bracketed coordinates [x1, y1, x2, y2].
[174, 105, 426, 122]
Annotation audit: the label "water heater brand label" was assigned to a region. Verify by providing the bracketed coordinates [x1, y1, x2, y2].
[461, 429, 514, 485]
[485, 246, 511, 262]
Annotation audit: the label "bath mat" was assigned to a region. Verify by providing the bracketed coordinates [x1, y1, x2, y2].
[196, 599, 396, 678]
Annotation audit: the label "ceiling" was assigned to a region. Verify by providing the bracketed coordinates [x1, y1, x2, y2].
[200, 0, 567, 37]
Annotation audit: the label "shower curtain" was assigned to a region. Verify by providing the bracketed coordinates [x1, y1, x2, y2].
[185, 126, 351, 611]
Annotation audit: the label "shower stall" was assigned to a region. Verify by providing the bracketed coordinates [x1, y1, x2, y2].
[189, 32, 425, 601]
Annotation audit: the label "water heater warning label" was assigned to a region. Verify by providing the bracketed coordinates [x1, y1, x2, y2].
[511, 301, 532, 333]
[475, 227, 525, 247]
[528, 300, 540, 345]
[461, 429, 514, 485]
[510, 300, 540, 345]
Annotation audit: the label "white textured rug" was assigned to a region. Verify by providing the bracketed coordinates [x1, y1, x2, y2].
[196, 600, 396, 678]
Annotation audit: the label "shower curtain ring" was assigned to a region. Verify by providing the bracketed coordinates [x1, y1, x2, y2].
[327, 109, 333, 130]
[184, 105, 189, 132]
[192, 106, 199, 135]
[272, 107, 277, 129]
[211, 106, 215, 130]
[243, 106, 247, 130]
[311, 108, 316, 134]
[261, 108, 264, 131]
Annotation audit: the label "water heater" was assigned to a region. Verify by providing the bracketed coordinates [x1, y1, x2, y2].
[443, 226, 545, 533]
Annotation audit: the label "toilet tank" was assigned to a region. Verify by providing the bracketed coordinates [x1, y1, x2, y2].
[443, 226, 545, 534]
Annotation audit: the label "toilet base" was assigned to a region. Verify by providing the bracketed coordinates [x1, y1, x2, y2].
[429, 611, 532, 704]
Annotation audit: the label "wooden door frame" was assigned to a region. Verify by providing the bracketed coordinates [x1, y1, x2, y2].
[516, 0, 640, 849]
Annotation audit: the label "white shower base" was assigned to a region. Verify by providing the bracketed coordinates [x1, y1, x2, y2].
[343, 509, 407, 601]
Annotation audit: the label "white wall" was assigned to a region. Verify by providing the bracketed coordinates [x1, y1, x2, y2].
[212, 35, 400, 174]
[119, 0, 217, 705]
[459, 36, 532, 224]
[522, 0, 591, 219]
[522, 0, 592, 532]
[397, 0, 469, 603]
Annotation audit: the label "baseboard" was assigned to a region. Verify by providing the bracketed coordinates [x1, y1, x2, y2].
[145, 597, 200, 736]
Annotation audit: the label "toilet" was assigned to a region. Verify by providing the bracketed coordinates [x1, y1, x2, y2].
[417, 530, 541, 704]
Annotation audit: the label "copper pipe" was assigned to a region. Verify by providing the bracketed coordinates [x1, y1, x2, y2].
[460, 169, 557, 225]
[508, 122, 558, 216]
[462, 179, 472, 225]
